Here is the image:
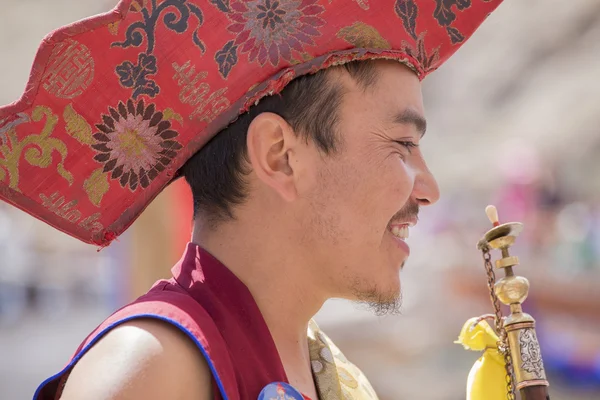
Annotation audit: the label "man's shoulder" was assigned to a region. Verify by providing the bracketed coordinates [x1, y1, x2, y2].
[52, 285, 228, 400]
[59, 318, 213, 399]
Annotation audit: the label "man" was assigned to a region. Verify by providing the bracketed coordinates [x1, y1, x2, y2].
[0, 0, 504, 398]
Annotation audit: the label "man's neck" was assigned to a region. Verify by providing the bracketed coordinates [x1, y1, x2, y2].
[192, 219, 326, 365]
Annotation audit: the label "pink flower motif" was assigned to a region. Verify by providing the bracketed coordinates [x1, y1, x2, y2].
[107, 114, 162, 172]
[92, 99, 181, 191]
[228, 0, 326, 66]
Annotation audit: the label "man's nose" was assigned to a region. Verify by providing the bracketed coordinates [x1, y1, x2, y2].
[412, 167, 440, 207]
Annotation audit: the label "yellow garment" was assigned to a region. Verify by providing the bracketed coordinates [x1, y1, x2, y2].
[455, 317, 507, 400]
[307, 320, 379, 400]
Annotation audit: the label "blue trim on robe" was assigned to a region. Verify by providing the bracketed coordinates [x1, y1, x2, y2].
[33, 314, 229, 400]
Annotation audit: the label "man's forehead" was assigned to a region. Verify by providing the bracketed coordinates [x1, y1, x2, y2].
[332, 64, 426, 137]
[331, 59, 419, 90]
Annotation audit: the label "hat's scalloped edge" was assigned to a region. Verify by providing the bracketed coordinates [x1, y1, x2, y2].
[0, 0, 132, 119]
[0, 182, 110, 247]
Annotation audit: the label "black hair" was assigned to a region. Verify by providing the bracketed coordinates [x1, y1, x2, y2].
[181, 60, 378, 226]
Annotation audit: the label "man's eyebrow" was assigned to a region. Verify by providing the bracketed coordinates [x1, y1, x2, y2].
[392, 109, 427, 137]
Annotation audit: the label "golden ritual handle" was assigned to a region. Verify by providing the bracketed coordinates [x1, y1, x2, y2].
[477, 205, 550, 399]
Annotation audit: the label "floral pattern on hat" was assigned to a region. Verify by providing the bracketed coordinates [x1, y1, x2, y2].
[91, 99, 181, 191]
[227, 0, 326, 67]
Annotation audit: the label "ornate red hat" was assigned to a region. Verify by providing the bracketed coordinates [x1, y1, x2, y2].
[0, 0, 502, 246]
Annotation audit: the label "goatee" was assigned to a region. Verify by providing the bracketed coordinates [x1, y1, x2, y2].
[353, 285, 403, 317]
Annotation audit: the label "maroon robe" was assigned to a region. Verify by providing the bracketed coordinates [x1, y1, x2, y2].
[34, 243, 307, 400]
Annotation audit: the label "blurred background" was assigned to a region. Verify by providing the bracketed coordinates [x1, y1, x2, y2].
[1, 0, 600, 399]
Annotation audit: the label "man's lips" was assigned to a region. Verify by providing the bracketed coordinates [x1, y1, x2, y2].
[387, 227, 411, 256]
[388, 218, 417, 236]
[389, 218, 417, 228]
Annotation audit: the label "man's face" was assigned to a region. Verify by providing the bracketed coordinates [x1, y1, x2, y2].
[297, 61, 439, 314]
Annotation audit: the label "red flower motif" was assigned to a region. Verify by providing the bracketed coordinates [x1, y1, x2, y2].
[228, 0, 325, 66]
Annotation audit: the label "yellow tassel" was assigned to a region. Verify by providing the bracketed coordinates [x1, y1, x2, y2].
[455, 317, 507, 400]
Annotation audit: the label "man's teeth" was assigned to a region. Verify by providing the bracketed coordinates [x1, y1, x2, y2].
[391, 225, 409, 239]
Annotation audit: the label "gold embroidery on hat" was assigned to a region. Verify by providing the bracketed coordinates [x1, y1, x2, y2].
[42, 39, 94, 99]
[0, 106, 73, 191]
[39, 191, 104, 233]
[129, 0, 150, 13]
[290, 52, 313, 65]
[64, 104, 94, 145]
[172, 61, 230, 124]
[39, 192, 81, 223]
[336, 22, 391, 50]
[83, 168, 110, 207]
[162, 108, 184, 125]
[108, 20, 121, 36]
[354, 0, 370, 10]
[79, 212, 104, 233]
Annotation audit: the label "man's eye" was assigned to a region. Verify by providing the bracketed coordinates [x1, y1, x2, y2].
[394, 141, 419, 154]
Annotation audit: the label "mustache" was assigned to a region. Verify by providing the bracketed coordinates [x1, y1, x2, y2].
[390, 201, 420, 224]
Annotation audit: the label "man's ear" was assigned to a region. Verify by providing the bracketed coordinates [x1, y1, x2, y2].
[246, 112, 299, 202]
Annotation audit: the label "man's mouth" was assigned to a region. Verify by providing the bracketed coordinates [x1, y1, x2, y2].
[387, 220, 416, 240]
[389, 224, 409, 239]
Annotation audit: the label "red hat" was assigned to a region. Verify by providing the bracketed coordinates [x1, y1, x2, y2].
[0, 0, 502, 246]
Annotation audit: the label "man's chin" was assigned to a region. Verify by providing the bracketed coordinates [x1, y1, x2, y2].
[352, 286, 403, 317]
